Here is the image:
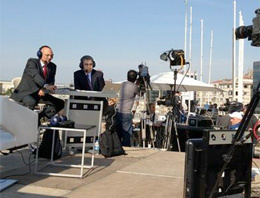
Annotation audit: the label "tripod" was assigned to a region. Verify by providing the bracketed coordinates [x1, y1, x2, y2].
[162, 69, 181, 151]
[139, 78, 155, 148]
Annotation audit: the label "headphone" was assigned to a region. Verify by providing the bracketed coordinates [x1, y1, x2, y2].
[79, 55, 96, 69]
[37, 45, 51, 59]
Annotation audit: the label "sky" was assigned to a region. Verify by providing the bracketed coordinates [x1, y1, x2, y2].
[0, 0, 260, 84]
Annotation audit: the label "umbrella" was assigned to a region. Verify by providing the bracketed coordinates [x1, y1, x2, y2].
[150, 72, 222, 92]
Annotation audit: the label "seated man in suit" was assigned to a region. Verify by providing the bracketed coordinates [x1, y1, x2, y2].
[10, 45, 64, 124]
[74, 55, 107, 110]
[74, 55, 105, 91]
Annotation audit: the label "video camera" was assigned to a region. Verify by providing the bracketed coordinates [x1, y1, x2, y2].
[218, 100, 243, 113]
[156, 91, 179, 107]
[235, 8, 260, 47]
[138, 64, 149, 77]
[137, 64, 151, 93]
[157, 96, 173, 107]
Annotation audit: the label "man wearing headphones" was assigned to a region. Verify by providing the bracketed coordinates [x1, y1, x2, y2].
[10, 46, 64, 124]
[74, 55, 105, 91]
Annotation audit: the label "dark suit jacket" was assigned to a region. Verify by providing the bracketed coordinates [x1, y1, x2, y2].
[10, 58, 56, 102]
[74, 69, 105, 91]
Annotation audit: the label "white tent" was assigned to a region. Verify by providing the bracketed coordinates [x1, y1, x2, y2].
[150, 72, 222, 92]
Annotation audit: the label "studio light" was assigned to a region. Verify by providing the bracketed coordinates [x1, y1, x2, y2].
[160, 49, 185, 66]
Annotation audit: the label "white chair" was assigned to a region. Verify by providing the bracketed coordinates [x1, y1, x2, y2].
[0, 96, 38, 191]
[0, 96, 38, 151]
[11, 77, 21, 90]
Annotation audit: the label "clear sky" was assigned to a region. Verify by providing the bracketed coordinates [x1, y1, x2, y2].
[0, 0, 260, 84]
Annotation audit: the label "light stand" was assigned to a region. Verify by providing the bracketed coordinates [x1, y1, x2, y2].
[171, 66, 181, 151]
[163, 65, 182, 151]
[160, 49, 186, 151]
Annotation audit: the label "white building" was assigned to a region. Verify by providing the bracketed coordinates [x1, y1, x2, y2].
[197, 70, 253, 107]
[0, 80, 13, 94]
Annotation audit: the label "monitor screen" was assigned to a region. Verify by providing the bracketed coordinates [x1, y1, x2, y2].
[184, 129, 253, 198]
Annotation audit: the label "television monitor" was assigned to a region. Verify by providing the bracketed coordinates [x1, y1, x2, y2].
[183, 129, 253, 198]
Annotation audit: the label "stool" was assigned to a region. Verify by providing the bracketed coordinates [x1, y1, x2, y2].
[35, 125, 96, 178]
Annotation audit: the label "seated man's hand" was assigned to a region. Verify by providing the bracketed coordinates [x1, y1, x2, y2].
[38, 89, 45, 97]
[46, 85, 57, 93]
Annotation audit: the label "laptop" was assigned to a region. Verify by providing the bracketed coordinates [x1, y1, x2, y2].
[102, 82, 122, 93]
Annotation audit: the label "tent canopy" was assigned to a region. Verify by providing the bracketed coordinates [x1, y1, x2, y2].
[150, 72, 222, 92]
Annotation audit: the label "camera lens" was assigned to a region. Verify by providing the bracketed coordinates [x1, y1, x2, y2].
[235, 25, 253, 39]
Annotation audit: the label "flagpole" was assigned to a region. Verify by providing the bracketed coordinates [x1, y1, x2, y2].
[208, 30, 214, 104]
[200, 19, 204, 82]
[189, 6, 192, 76]
[187, 6, 192, 116]
[238, 11, 244, 103]
[184, 0, 188, 73]
[200, 19, 204, 107]
[232, 0, 237, 101]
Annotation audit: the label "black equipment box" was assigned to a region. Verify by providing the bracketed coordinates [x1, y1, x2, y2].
[188, 115, 213, 128]
[169, 124, 212, 152]
[183, 129, 253, 198]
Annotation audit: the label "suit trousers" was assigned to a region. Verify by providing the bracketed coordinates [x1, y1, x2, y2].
[22, 92, 64, 119]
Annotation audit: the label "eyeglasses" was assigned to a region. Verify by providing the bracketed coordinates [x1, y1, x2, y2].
[84, 63, 93, 66]
[43, 54, 54, 58]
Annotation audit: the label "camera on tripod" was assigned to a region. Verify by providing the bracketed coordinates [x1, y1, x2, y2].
[235, 8, 260, 47]
[137, 64, 151, 93]
[156, 92, 174, 107]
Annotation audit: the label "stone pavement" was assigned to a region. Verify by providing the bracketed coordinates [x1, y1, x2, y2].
[0, 148, 184, 198]
[0, 147, 259, 198]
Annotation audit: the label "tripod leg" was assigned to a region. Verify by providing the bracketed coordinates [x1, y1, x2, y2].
[163, 115, 170, 149]
[173, 120, 181, 152]
[167, 115, 173, 151]
[141, 118, 146, 148]
[149, 124, 155, 148]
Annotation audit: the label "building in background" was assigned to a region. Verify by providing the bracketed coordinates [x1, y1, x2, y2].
[197, 69, 253, 108]
[0, 80, 13, 94]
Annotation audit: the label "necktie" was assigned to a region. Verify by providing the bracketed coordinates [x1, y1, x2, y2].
[43, 65, 47, 79]
[87, 74, 93, 90]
